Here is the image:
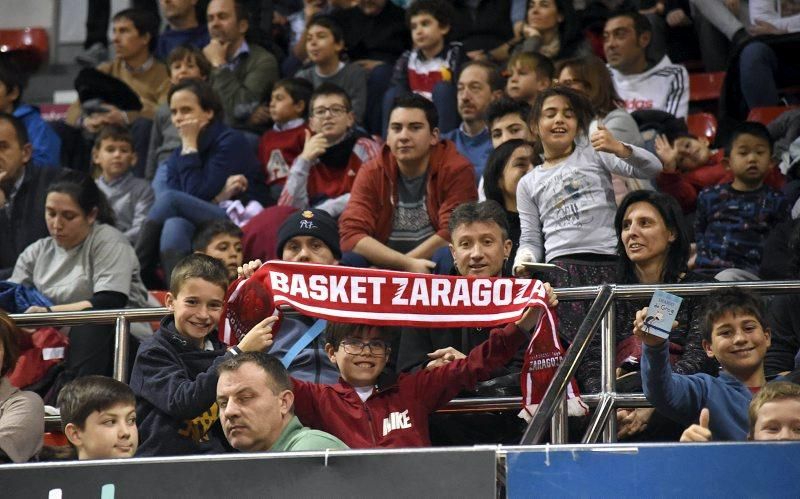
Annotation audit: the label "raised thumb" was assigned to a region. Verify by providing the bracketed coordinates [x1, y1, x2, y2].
[597, 119, 607, 130]
[304, 128, 311, 141]
[699, 407, 710, 428]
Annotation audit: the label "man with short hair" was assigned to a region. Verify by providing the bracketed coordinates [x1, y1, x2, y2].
[604, 11, 689, 119]
[0, 113, 59, 279]
[397, 200, 528, 445]
[204, 0, 279, 129]
[442, 61, 504, 180]
[228, 208, 343, 384]
[339, 94, 477, 274]
[217, 351, 348, 452]
[63, 8, 170, 175]
[156, 0, 210, 60]
[68, 8, 170, 128]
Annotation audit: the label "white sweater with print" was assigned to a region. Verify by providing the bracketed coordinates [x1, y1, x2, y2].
[609, 56, 689, 118]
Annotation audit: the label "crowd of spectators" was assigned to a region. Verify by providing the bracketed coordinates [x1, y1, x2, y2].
[1, 0, 800, 462]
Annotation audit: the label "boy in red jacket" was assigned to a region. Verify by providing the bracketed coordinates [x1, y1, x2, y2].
[288, 285, 557, 448]
[654, 129, 784, 214]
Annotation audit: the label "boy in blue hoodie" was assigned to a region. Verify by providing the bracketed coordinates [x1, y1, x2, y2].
[130, 254, 276, 456]
[638, 287, 772, 441]
[0, 60, 61, 167]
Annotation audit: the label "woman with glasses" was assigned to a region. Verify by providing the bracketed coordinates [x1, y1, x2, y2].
[556, 55, 647, 204]
[135, 78, 268, 286]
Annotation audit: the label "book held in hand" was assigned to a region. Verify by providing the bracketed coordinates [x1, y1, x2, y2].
[642, 290, 683, 339]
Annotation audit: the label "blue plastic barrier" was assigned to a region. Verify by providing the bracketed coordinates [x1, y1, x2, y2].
[506, 442, 800, 498]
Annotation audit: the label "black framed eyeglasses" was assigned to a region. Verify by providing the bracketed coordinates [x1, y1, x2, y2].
[311, 105, 349, 118]
[340, 338, 390, 357]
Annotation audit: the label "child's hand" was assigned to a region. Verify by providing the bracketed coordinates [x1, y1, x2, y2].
[426, 347, 466, 369]
[680, 408, 712, 442]
[300, 129, 329, 162]
[238, 259, 263, 279]
[248, 104, 271, 126]
[238, 315, 278, 352]
[591, 122, 630, 158]
[632, 307, 671, 347]
[654, 134, 679, 173]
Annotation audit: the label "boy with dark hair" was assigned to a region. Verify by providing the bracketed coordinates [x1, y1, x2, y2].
[693, 122, 790, 279]
[655, 124, 784, 214]
[94, 124, 154, 244]
[130, 253, 276, 456]
[485, 97, 533, 148]
[638, 287, 773, 440]
[340, 93, 477, 273]
[192, 219, 244, 282]
[258, 77, 313, 202]
[277, 82, 380, 215]
[385, 0, 463, 133]
[295, 15, 368, 124]
[290, 285, 557, 448]
[0, 60, 60, 167]
[58, 375, 138, 460]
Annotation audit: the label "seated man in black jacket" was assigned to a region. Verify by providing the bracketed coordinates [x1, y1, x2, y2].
[0, 113, 60, 279]
[397, 200, 527, 445]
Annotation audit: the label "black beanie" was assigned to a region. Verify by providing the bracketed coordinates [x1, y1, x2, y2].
[276, 209, 342, 259]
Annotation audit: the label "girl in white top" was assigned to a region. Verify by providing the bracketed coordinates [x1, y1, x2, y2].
[514, 86, 662, 272]
[513, 87, 662, 341]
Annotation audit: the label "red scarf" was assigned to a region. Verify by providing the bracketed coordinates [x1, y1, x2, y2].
[221, 261, 584, 417]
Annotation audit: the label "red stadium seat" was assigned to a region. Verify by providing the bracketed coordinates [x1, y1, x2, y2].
[43, 431, 68, 447]
[689, 71, 725, 102]
[687, 112, 717, 143]
[0, 27, 49, 73]
[747, 106, 796, 125]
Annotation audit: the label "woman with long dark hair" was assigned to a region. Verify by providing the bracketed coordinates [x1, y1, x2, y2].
[482, 139, 534, 274]
[610, 190, 714, 440]
[511, 0, 592, 63]
[9, 170, 149, 382]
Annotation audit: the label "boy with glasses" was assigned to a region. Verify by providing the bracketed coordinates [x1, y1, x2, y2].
[277, 82, 379, 217]
[287, 285, 558, 449]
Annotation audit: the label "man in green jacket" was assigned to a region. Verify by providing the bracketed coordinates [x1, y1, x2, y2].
[204, 0, 278, 129]
[216, 351, 348, 452]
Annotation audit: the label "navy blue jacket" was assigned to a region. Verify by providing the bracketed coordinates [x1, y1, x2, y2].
[166, 119, 267, 204]
[130, 316, 233, 456]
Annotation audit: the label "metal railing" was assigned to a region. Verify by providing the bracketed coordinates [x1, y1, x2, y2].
[11, 280, 800, 440]
[520, 280, 800, 445]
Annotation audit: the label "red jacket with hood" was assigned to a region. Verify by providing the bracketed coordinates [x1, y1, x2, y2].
[338, 139, 477, 252]
[291, 322, 528, 448]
